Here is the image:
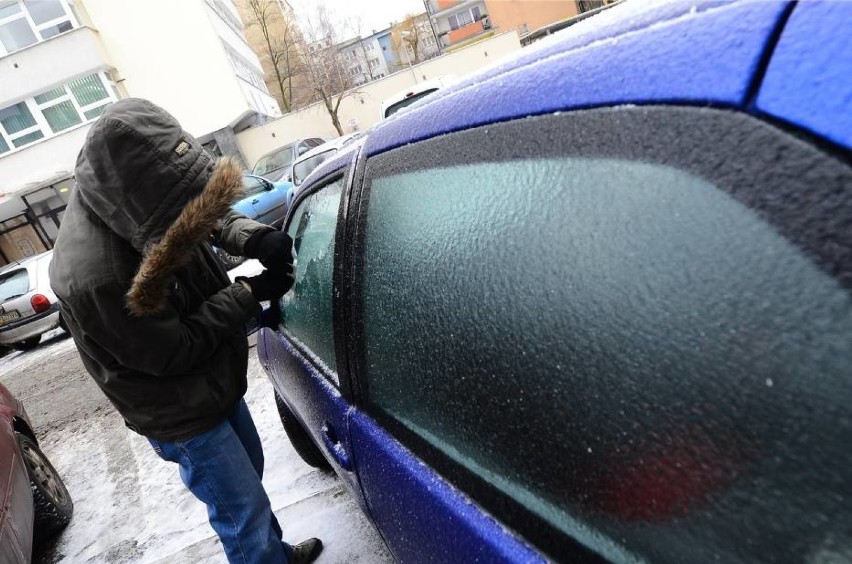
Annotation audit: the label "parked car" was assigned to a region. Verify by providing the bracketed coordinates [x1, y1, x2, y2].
[0, 382, 73, 561]
[287, 133, 361, 209]
[379, 75, 455, 119]
[258, 1, 851, 563]
[250, 138, 327, 182]
[0, 252, 63, 351]
[214, 173, 293, 270]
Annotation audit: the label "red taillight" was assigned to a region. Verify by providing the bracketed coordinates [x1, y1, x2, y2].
[31, 294, 51, 314]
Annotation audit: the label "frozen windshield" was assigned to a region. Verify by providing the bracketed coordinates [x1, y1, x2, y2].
[0, 269, 29, 302]
[293, 149, 335, 185]
[384, 89, 439, 118]
[252, 144, 294, 177]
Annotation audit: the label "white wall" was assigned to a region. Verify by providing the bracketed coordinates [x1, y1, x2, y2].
[81, 0, 250, 137]
[0, 26, 111, 108]
[0, 125, 89, 195]
[236, 31, 522, 166]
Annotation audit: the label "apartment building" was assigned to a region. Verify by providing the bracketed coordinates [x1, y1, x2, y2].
[339, 32, 391, 87]
[0, 0, 280, 264]
[234, 0, 309, 111]
[390, 12, 440, 68]
[424, 0, 490, 50]
[486, 0, 580, 38]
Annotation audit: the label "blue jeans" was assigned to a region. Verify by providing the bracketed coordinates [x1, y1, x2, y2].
[148, 399, 294, 564]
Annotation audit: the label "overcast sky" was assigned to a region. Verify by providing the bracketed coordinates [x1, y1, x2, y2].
[287, 0, 428, 38]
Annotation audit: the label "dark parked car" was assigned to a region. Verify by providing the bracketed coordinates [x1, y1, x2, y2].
[0, 382, 72, 561]
[258, 1, 851, 562]
[250, 138, 327, 182]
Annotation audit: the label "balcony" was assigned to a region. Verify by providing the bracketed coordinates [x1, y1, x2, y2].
[446, 19, 489, 45]
[0, 26, 112, 107]
[437, 0, 460, 9]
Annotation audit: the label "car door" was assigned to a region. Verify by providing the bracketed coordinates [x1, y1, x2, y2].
[343, 101, 852, 564]
[256, 164, 367, 508]
[244, 174, 287, 225]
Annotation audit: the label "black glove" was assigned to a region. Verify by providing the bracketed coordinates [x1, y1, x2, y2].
[238, 269, 294, 302]
[245, 230, 294, 272]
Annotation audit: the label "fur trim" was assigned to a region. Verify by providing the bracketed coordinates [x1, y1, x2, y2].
[126, 157, 244, 316]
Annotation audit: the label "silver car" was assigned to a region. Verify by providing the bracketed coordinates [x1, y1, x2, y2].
[0, 251, 62, 351]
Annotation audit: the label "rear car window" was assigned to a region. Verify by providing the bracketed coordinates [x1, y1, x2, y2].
[384, 88, 438, 118]
[252, 144, 294, 176]
[0, 269, 30, 302]
[281, 177, 344, 379]
[293, 150, 335, 186]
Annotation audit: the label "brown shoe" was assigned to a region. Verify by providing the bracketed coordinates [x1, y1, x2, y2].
[290, 538, 323, 564]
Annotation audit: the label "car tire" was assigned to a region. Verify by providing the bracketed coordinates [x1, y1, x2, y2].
[58, 313, 68, 333]
[274, 392, 331, 471]
[216, 248, 245, 270]
[12, 336, 40, 351]
[17, 433, 73, 544]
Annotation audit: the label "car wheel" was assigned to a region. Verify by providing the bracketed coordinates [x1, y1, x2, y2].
[58, 313, 68, 333]
[216, 248, 245, 270]
[12, 336, 40, 351]
[17, 433, 73, 544]
[274, 392, 331, 471]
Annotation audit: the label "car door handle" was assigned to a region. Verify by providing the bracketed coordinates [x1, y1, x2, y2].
[251, 198, 260, 204]
[321, 423, 352, 471]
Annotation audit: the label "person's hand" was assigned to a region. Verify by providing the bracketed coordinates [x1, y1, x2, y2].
[245, 230, 294, 272]
[237, 269, 294, 302]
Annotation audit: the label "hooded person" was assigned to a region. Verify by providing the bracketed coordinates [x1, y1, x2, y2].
[49, 98, 323, 564]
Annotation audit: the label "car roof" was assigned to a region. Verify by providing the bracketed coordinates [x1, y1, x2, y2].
[0, 250, 52, 275]
[294, 133, 361, 164]
[365, 0, 848, 158]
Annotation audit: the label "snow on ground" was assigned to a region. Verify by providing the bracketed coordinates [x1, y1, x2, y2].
[38, 357, 392, 563]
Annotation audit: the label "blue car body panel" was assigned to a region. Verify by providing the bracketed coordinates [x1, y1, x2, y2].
[256, 328, 366, 507]
[259, 0, 849, 561]
[365, 0, 791, 158]
[347, 411, 545, 563]
[754, 1, 852, 150]
[233, 176, 292, 226]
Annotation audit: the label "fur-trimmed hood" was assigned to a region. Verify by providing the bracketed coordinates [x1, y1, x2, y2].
[73, 99, 244, 316]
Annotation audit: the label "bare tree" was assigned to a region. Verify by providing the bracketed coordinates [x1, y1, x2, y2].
[391, 14, 422, 67]
[241, 0, 304, 112]
[298, 4, 361, 134]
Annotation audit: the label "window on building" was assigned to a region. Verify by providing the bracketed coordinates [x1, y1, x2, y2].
[0, 72, 114, 155]
[448, 7, 481, 30]
[368, 58, 379, 70]
[0, 0, 75, 55]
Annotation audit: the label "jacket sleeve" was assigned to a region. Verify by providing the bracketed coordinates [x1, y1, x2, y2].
[75, 279, 261, 377]
[213, 209, 274, 257]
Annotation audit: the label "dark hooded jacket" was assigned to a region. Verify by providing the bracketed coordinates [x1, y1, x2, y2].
[50, 99, 273, 442]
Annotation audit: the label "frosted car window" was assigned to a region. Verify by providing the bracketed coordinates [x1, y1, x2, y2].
[360, 158, 852, 561]
[281, 178, 343, 377]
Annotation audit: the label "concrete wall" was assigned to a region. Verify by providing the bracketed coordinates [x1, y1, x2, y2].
[236, 30, 521, 167]
[486, 0, 579, 35]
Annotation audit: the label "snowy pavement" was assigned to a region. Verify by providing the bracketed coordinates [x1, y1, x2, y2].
[0, 259, 394, 563]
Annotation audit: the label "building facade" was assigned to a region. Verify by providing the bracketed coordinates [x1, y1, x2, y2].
[338, 32, 391, 87]
[485, 0, 579, 38]
[233, 0, 309, 112]
[424, 0, 491, 50]
[0, 0, 280, 265]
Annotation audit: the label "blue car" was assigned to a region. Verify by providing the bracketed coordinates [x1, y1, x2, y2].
[215, 174, 293, 269]
[257, 1, 851, 562]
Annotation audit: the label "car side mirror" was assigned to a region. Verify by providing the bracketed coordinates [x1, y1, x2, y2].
[263, 179, 274, 191]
